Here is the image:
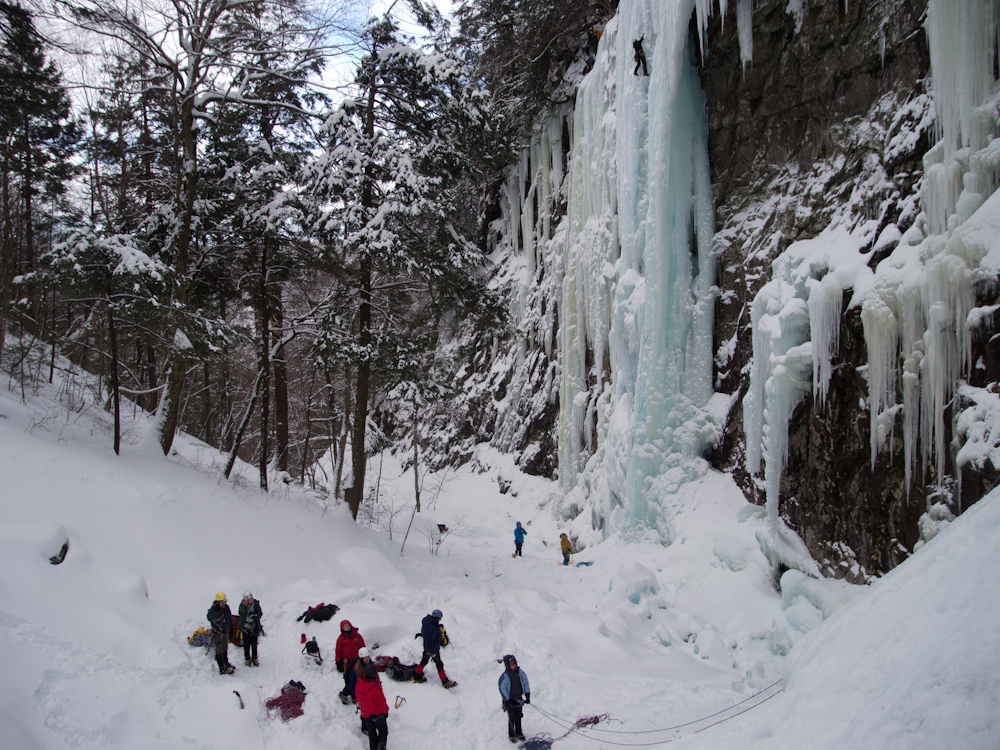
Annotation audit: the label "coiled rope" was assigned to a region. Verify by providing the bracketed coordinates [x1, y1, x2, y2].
[522, 680, 783, 748]
[265, 684, 307, 722]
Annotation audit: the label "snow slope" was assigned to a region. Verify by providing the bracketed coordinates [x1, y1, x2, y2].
[0, 371, 996, 749]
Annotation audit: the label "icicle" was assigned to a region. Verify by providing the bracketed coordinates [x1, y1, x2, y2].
[861, 291, 899, 467]
[737, 0, 753, 69]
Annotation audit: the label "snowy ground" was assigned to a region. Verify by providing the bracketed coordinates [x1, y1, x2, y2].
[0, 367, 997, 750]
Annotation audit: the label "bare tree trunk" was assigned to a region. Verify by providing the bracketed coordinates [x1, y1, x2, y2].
[158, 94, 197, 456]
[345, 50, 379, 520]
[413, 395, 421, 512]
[272, 288, 289, 473]
[223, 366, 265, 480]
[107, 300, 121, 455]
[257, 238, 271, 491]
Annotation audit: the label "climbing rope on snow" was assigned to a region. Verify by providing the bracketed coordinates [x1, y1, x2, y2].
[526, 680, 783, 747]
[265, 681, 307, 722]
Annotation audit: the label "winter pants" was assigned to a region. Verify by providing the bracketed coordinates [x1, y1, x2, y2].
[563, 550, 570, 565]
[416, 650, 445, 679]
[212, 631, 230, 671]
[515, 540, 523, 556]
[341, 658, 358, 696]
[242, 631, 258, 661]
[361, 713, 388, 750]
[507, 703, 524, 738]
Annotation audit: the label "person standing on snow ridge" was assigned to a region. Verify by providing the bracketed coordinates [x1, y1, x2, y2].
[207, 592, 235, 675]
[498, 654, 530, 743]
[238, 591, 263, 666]
[356, 661, 390, 750]
[413, 609, 456, 687]
[336, 619, 366, 703]
[560, 533, 573, 566]
[514, 522, 528, 557]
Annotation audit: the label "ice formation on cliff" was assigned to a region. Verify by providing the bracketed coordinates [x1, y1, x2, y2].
[745, 0, 1000, 530]
[552, 0, 721, 541]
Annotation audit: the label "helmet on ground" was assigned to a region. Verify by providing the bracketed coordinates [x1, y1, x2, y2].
[431, 609, 443, 619]
[340, 620, 353, 631]
[242, 591, 253, 600]
[358, 647, 370, 658]
[215, 592, 227, 602]
[195, 626, 205, 634]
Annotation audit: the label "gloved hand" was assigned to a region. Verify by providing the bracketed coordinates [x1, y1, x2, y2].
[502, 700, 509, 712]
[524, 694, 530, 705]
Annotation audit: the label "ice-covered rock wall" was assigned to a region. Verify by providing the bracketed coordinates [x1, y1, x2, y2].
[553, 0, 724, 542]
[733, 0, 1000, 576]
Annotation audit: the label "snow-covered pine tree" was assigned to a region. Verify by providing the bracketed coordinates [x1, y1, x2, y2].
[62, 0, 348, 456]
[302, 5, 503, 519]
[0, 1, 80, 364]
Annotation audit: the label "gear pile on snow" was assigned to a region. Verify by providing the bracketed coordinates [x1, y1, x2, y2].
[295, 603, 340, 622]
[265, 680, 307, 722]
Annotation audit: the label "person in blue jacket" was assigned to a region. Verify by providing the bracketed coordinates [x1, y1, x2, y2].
[514, 522, 527, 557]
[498, 654, 530, 742]
[413, 609, 456, 687]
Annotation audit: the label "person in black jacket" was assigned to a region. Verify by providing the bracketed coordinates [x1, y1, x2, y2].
[412, 610, 456, 687]
[498, 654, 530, 743]
[207, 592, 235, 674]
[238, 591, 263, 666]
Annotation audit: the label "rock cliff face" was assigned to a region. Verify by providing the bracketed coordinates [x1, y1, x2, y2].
[439, 0, 999, 579]
[701, 0, 937, 579]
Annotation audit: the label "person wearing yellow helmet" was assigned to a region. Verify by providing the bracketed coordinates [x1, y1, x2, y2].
[207, 592, 235, 674]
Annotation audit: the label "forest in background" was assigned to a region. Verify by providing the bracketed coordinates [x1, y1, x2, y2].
[0, 0, 609, 516]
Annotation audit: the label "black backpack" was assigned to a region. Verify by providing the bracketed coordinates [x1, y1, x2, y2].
[302, 639, 323, 665]
[385, 657, 417, 682]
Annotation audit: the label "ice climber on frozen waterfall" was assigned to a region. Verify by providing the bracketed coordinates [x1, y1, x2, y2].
[499, 654, 530, 743]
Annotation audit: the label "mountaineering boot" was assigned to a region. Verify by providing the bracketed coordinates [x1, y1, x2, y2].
[412, 673, 426, 683]
[516, 733, 526, 741]
[221, 664, 235, 675]
[339, 693, 351, 705]
[441, 679, 458, 689]
[245, 659, 252, 667]
[509, 737, 517, 744]
[351, 695, 357, 705]
[252, 658, 259, 667]
[377, 742, 386, 750]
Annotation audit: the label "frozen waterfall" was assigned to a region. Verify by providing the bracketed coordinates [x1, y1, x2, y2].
[556, 0, 721, 541]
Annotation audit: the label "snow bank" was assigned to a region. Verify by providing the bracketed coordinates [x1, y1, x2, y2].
[676, 490, 1000, 750]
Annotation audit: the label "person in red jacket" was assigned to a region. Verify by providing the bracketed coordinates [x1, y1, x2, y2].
[335, 620, 366, 703]
[356, 661, 390, 750]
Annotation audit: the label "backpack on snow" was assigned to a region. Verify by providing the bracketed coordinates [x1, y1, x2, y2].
[302, 637, 323, 665]
[385, 656, 418, 682]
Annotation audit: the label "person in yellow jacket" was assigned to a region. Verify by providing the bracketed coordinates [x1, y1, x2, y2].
[560, 534, 573, 566]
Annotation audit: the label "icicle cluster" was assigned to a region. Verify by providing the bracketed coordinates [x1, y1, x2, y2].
[743, 220, 873, 530]
[861, 0, 1000, 489]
